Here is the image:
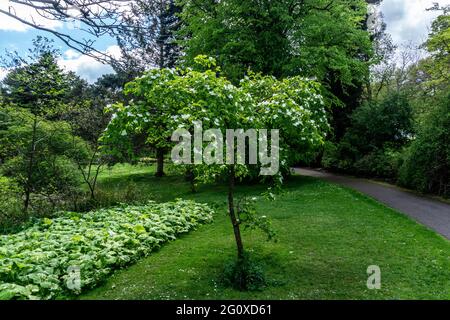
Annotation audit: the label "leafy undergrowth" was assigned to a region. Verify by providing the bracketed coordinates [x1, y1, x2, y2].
[0, 200, 214, 300]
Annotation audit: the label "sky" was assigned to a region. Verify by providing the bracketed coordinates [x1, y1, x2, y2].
[0, 0, 449, 82]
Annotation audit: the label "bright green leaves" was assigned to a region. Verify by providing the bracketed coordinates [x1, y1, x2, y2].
[0, 200, 214, 300]
[1, 52, 72, 117]
[422, 13, 450, 91]
[178, 0, 372, 87]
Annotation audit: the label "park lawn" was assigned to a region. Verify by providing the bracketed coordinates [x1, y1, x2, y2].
[81, 164, 450, 300]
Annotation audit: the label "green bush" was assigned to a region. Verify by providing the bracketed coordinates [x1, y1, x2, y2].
[353, 148, 402, 179]
[0, 107, 90, 213]
[222, 253, 266, 291]
[322, 93, 413, 179]
[0, 199, 214, 300]
[0, 176, 24, 231]
[398, 94, 450, 197]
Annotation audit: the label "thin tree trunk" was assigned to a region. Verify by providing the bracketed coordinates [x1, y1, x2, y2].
[155, 12, 166, 179]
[24, 115, 38, 212]
[228, 165, 244, 260]
[185, 166, 196, 192]
[90, 163, 102, 201]
[155, 148, 165, 177]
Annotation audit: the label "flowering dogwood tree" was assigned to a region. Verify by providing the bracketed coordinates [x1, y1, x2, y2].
[102, 56, 328, 287]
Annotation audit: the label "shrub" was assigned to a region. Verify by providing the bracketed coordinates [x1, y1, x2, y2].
[322, 93, 413, 179]
[348, 93, 413, 152]
[0, 176, 24, 232]
[222, 253, 266, 291]
[353, 148, 402, 179]
[0, 199, 214, 300]
[321, 141, 339, 170]
[3, 155, 83, 212]
[398, 94, 450, 197]
[0, 107, 90, 212]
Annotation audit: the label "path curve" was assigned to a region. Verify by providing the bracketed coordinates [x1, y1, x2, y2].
[295, 168, 450, 240]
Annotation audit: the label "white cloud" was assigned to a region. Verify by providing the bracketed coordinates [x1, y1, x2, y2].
[381, 0, 450, 45]
[0, 67, 9, 81]
[63, 49, 81, 60]
[58, 45, 121, 83]
[0, 1, 63, 32]
[0, 46, 120, 83]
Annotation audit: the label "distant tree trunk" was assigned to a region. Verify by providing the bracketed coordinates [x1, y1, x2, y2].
[153, 3, 167, 179]
[24, 115, 38, 212]
[228, 165, 244, 260]
[155, 148, 165, 177]
[185, 166, 196, 192]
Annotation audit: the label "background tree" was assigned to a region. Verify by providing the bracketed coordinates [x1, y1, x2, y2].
[117, 0, 181, 76]
[113, 0, 182, 176]
[0, 38, 103, 212]
[1, 38, 74, 211]
[178, 0, 373, 143]
[397, 8, 450, 197]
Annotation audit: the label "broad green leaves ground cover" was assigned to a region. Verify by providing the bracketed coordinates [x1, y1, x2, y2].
[0, 200, 214, 300]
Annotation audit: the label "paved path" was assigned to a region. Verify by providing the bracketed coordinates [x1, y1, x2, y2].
[295, 168, 450, 240]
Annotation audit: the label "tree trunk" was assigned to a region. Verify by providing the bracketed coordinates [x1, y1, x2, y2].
[228, 165, 245, 260]
[155, 148, 165, 177]
[185, 166, 196, 192]
[24, 115, 38, 212]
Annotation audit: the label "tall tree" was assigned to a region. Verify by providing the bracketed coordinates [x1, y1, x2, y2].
[179, 0, 373, 142]
[117, 0, 181, 75]
[115, 0, 181, 176]
[1, 38, 73, 211]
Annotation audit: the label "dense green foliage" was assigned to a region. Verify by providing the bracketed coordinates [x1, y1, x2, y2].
[323, 93, 413, 178]
[395, 11, 450, 196]
[103, 56, 329, 181]
[399, 94, 450, 196]
[0, 176, 23, 230]
[0, 39, 119, 226]
[178, 0, 372, 84]
[0, 107, 90, 219]
[178, 0, 373, 140]
[0, 199, 213, 300]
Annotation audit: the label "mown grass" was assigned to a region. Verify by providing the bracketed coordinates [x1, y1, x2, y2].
[80, 163, 450, 300]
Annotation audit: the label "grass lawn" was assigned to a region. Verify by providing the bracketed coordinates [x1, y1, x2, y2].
[80, 164, 450, 300]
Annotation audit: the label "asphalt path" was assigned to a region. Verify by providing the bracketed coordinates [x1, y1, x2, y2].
[295, 168, 450, 240]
